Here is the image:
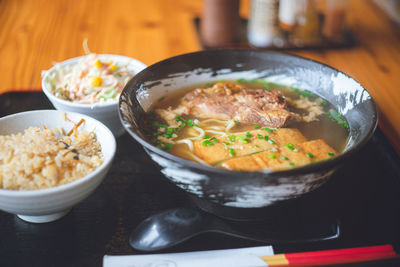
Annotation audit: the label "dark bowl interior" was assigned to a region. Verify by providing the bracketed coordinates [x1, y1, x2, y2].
[119, 49, 377, 212]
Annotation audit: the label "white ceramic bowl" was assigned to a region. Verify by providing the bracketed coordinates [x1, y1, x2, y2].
[0, 110, 116, 223]
[42, 54, 147, 137]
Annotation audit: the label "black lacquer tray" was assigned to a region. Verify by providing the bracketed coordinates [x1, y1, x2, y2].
[0, 92, 400, 267]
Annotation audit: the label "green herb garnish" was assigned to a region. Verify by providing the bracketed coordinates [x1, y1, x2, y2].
[203, 134, 210, 139]
[269, 153, 277, 159]
[290, 87, 315, 98]
[210, 137, 219, 143]
[262, 128, 275, 133]
[229, 148, 236, 156]
[306, 153, 314, 158]
[285, 143, 295, 150]
[268, 139, 276, 145]
[328, 152, 335, 157]
[202, 140, 214, 146]
[254, 125, 261, 129]
[326, 109, 349, 128]
[246, 131, 252, 137]
[238, 135, 251, 144]
[257, 134, 264, 139]
[282, 156, 289, 160]
[228, 134, 236, 142]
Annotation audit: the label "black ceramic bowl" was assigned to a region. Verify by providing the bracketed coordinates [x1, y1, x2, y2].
[119, 50, 377, 211]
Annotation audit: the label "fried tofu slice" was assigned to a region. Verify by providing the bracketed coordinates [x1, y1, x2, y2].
[220, 139, 337, 171]
[193, 128, 307, 164]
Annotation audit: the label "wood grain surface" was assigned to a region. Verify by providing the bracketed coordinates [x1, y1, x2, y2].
[0, 0, 399, 151]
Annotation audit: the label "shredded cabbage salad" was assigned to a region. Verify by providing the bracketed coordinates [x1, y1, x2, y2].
[43, 53, 134, 104]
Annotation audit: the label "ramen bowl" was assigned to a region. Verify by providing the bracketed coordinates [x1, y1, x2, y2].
[0, 110, 116, 223]
[119, 50, 377, 211]
[42, 54, 147, 137]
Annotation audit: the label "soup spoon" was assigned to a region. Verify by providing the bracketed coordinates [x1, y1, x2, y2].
[129, 208, 340, 251]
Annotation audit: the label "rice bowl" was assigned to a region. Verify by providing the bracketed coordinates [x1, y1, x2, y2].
[0, 110, 116, 223]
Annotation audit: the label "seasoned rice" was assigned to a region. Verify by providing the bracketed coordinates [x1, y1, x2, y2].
[0, 127, 103, 190]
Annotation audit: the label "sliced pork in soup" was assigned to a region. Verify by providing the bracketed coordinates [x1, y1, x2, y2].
[156, 82, 292, 128]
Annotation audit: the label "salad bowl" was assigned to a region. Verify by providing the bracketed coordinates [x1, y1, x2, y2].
[42, 54, 147, 137]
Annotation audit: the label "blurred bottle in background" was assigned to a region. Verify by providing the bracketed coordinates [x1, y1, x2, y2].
[291, 0, 320, 45]
[278, 0, 298, 32]
[247, 0, 283, 47]
[323, 0, 348, 42]
[200, 0, 240, 47]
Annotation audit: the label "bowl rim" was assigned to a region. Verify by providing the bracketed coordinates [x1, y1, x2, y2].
[119, 49, 378, 177]
[42, 54, 147, 109]
[0, 109, 117, 197]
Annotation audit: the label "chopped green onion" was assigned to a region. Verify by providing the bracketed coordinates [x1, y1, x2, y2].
[290, 87, 315, 98]
[235, 120, 240, 124]
[264, 135, 269, 141]
[238, 135, 251, 143]
[246, 132, 252, 137]
[289, 162, 295, 166]
[262, 128, 275, 132]
[285, 143, 295, 150]
[202, 140, 214, 146]
[203, 134, 210, 139]
[254, 125, 261, 129]
[229, 148, 236, 156]
[268, 139, 275, 145]
[228, 135, 236, 142]
[216, 161, 222, 165]
[282, 156, 289, 160]
[210, 137, 219, 143]
[306, 153, 314, 158]
[257, 134, 264, 139]
[328, 152, 335, 157]
[269, 153, 277, 159]
[326, 109, 349, 128]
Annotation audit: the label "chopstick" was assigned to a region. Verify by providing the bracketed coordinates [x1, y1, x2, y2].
[261, 245, 398, 266]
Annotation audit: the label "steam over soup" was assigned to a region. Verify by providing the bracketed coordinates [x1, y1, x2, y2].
[144, 80, 349, 171]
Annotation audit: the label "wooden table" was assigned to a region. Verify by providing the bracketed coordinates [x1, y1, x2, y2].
[0, 0, 399, 151]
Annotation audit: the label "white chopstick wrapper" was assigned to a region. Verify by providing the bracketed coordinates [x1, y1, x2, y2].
[103, 246, 273, 267]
